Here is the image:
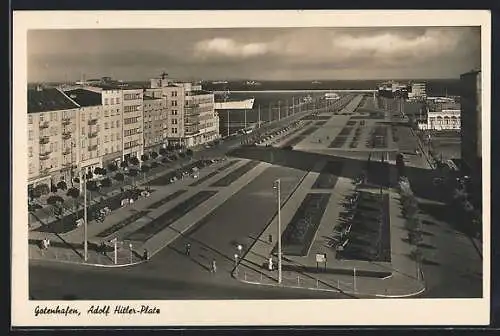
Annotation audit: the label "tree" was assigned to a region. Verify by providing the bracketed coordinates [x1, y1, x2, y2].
[141, 154, 149, 162]
[34, 183, 50, 196]
[86, 180, 98, 191]
[73, 177, 80, 184]
[86, 171, 93, 180]
[161, 157, 169, 164]
[159, 148, 167, 156]
[67, 187, 80, 198]
[50, 184, 58, 193]
[101, 177, 112, 188]
[150, 151, 159, 159]
[128, 168, 139, 177]
[108, 163, 118, 172]
[66, 187, 80, 210]
[141, 165, 150, 173]
[186, 149, 193, 157]
[151, 161, 160, 168]
[129, 157, 140, 166]
[120, 161, 128, 169]
[114, 172, 125, 182]
[56, 181, 68, 190]
[47, 195, 64, 206]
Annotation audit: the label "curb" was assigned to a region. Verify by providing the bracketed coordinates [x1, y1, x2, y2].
[233, 266, 427, 299]
[29, 255, 148, 268]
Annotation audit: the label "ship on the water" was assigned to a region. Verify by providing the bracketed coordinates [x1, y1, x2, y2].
[211, 80, 229, 84]
[245, 80, 262, 86]
[312, 80, 322, 84]
[324, 92, 340, 100]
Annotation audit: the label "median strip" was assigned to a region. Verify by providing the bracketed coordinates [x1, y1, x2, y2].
[124, 190, 218, 242]
[210, 161, 260, 187]
[147, 190, 188, 209]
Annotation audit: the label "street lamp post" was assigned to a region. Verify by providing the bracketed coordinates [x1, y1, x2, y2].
[129, 243, 133, 263]
[273, 179, 282, 284]
[81, 169, 88, 262]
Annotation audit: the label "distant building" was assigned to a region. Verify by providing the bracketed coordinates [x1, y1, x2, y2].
[460, 70, 482, 209]
[408, 82, 427, 101]
[418, 98, 461, 131]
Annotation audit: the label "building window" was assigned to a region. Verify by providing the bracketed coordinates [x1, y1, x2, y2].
[116, 120, 120, 127]
[172, 110, 178, 115]
[116, 98, 120, 104]
[105, 110, 109, 117]
[171, 100, 177, 107]
[111, 134, 114, 141]
[28, 130, 33, 140]
[28, 115, 33, 124]
[110, 98, 115, 105]
[81, 113, 85, 121]
[105, 122, 109, 129]
[81, 127, 85, 135]
[104, 98, 109, 105]
[105, 135, 108, 143]
[28, 147, 33, 157]
[172, 119, 178, 125]
[105, 147, 109, 154]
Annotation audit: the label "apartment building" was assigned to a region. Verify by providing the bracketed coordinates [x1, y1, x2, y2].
[408, 82, 427, 101]
[121, 88, 144, 160]
[150, 77, 220, 148]
[65, 87, 125, 168]
[27, 87, 80, 188]
[143, 88, 168, 152]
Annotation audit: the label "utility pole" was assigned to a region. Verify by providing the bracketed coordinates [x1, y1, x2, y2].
[269, 102, 272, 123]
[227, 110, 230, 137]
[244, 109, 247, 129]
[258, 105, 261, 128]
[278, 101, 281, 121]
[82, 169, 88, 262]
[273, 179, 282, 284]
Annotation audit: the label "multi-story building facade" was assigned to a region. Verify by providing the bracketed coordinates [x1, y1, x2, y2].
[65, 87, 125, 169]
[121, 88, 144, 160]
[150, 77, 220, 148]
[408, 82, 427, 101]
[460, 70, 482, 209]
[143, 88, 168, 153]
[28, 87, 80, 188]
[418, 100, 461, 131]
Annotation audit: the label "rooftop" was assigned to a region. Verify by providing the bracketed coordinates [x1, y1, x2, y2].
[28, 87, 79, 113]
[428, 101, 461, 112]
[65, 88, 102, 107]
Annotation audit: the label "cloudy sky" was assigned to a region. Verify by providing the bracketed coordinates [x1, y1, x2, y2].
[28, 27, 481, 82]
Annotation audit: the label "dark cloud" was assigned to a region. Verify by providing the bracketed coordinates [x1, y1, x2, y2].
[28, 26, 481, 82]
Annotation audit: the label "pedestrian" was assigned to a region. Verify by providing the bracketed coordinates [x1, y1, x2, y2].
[143, 249, 149, 261]
[211, 259, 217, 273]
[185, 243, 191, 256]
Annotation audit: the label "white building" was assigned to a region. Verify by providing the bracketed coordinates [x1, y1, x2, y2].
[150, 76, 220, 148]
[418, 109, 461, 131]
[408, 82, 427, 101]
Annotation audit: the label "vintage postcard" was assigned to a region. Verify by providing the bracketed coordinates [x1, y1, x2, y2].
[12, 10, 491, 327]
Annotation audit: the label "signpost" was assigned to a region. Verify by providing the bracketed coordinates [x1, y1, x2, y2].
[316, 253, 327, 271]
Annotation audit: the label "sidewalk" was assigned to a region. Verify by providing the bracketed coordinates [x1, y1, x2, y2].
[28, 158, 257, 267]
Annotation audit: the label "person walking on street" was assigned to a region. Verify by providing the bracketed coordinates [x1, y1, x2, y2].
[185, 243, 191, 256]
[211, 259, 217, 273]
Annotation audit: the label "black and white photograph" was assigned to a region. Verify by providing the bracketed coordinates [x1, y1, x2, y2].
[12, 10, 491, 326]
